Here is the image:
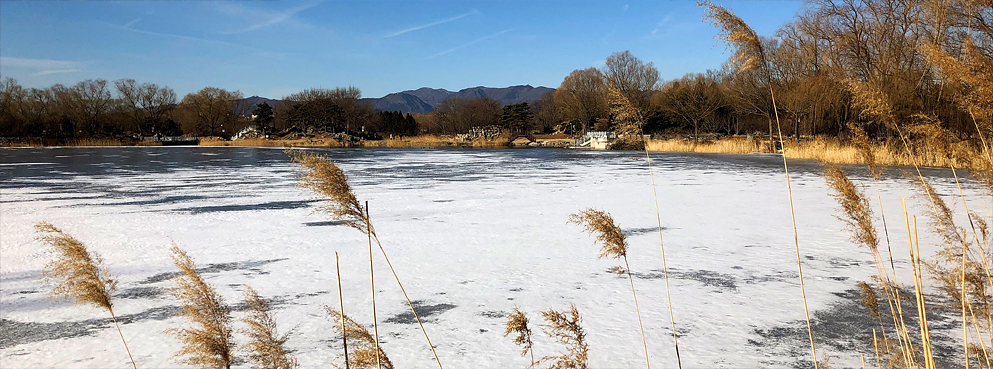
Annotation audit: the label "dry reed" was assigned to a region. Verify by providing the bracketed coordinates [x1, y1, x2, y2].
[35, 222, 136, 369]
[168, 244, 235, 369]
[288, 150, 367, 233]
[568, 209, 650, 369]
[824, 164, 879, 252]
[324, 307, 393, 369]
[537, 305, 588, 369]
[701, 3, 818, 368]
[505, 307, 535, 366]
[240, 286, 297, 369]
[287, 149, 442, 368]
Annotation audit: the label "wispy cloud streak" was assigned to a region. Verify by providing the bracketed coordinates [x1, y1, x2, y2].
[105, 22, 246, 49]
[222, 2, 322, 34]
[385, 10, 480, 38]
[31, 69, 82, 76]
[426, 28, 515, 59]
[123, 17, 141, 29]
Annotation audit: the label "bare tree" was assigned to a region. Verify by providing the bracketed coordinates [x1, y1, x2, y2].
[555, 68, 608, 133]
[179, 87, 243, 136]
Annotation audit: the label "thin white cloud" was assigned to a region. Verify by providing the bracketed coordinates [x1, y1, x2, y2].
[623, 4, 630, 13]
[385, 10, 480, 38]
[222, 2, 322, 34]
[649, 16, 672, 37]
[426, 28, 515, 59]
[1, 57, 80, 70]
[106, 22, 245, 49]
[31, 69, 82, 76]
[123, 17, 141, 29]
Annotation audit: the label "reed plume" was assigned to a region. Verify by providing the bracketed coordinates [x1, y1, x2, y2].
[699, 1, 766, 75]
[324, 307, 393, 369]
[168, 244, 235, 369]
[824, 164, 879, 252]
[850, 124, 883, 179]
[36, 222, 136, 369]
[569, 209, 650, 368]
[240, 286, 297, 369]
[858, 281, 881, 318]
[569, 209, 627, 259]
[537, 305, 588, 369]
[287, 149, 367, 233]
[505, 307, 535, 367]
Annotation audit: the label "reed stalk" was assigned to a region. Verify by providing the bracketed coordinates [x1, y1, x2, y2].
[336, 252, 350, 369]
[641, 140, 683, 369]
[366, 203, 382, 369]
[568, 209, 650, 369]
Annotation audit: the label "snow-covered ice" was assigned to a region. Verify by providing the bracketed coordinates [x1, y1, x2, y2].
[0, 146, 984, 368]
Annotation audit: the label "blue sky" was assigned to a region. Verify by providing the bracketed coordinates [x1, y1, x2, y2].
[0, 1, 803, 99]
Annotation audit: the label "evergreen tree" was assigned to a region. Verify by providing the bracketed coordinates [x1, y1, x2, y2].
[252, 102, 275, 136]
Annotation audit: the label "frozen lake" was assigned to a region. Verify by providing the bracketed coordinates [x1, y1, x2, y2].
[0, 146, 983, 368]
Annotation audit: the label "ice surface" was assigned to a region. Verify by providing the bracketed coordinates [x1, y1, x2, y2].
[0, 146, 985, 368]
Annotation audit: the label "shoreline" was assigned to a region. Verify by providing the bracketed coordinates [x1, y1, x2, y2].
[0, 135, 977, 169]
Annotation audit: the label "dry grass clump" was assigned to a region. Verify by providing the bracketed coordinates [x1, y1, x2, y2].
[645, 137, 762, 154]
[324, 307, 393, 369]
[287, 150, 367, 233]
[35, 222, 136, 369]
[538, 305, 589, 369]
[241, 286, 297, 369]
[68, 138, 126, 146]
[169, 244, 235, 369]
[506, 307, 535, 366]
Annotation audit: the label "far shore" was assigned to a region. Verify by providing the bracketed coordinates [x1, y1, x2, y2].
[0, 134, 973, 169]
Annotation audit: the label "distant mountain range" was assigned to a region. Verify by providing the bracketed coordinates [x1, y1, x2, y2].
[241, 85, 554, 115]
[360, 85, 555, 114]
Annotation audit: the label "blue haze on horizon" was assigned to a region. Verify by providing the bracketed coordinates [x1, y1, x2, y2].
[0, 1, 803, 99]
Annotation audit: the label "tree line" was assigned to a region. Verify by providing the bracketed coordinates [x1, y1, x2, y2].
[3, 0, 990, 142]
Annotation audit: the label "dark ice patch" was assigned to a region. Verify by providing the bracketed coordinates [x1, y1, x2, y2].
[632, 269, 738, 292]
[750, 288, 962, 369]
[175, 200, 314, 214]
[384, 300, 456, 324]
[1, 305, 180, 349]
[303, 220, 348, 227]
[138, 258, 288, 284]
[114, 287, 163, 299]
[479, 311, 506, 318]
[623, 226, 666, 236]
